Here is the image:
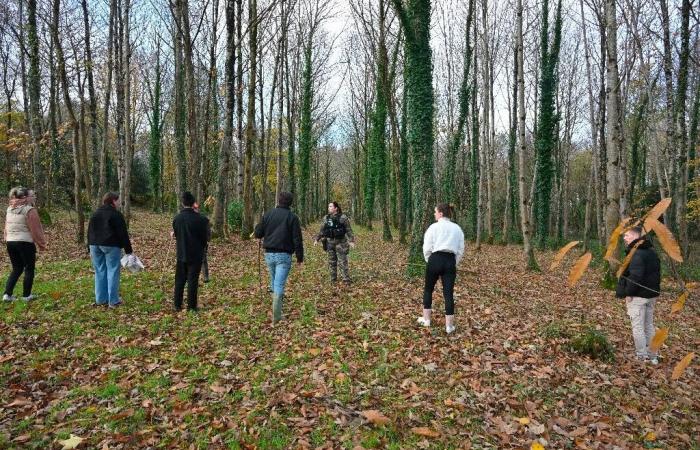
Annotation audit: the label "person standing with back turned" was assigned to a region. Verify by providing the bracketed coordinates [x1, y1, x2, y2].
[417, 203, 465, 334]
[172, 192, 210, 312]
[254, 191, 304, 324]
[3, 187, 47, 302]
[87, 192, 133, 308]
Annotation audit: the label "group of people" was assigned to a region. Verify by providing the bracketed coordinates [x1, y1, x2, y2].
[3, 187, 663, 360]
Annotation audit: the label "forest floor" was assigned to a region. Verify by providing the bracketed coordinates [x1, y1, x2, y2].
[0, 208, 698, 450]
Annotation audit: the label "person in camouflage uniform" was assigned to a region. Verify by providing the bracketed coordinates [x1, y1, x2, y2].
[314, 202, 355, 284]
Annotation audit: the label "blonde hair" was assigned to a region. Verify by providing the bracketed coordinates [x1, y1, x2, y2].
[8, 187, 29, 200]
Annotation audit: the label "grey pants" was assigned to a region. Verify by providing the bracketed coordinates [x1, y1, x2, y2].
[625, 296, 657, 359]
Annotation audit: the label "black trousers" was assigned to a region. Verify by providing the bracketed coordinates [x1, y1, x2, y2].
[174, 260, 202, 310]
[423, 251, 457, 315]
[5, 241, 37, 297]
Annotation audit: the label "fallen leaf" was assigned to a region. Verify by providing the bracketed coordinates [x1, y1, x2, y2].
[531, 442, 545, 450]
[642, 198, 672, 231]
[518, 417, 531, 425]
[646, 218, 683, 262]
[671, 352, 695, 380]
[411, 427, 440, 438]
[670, 292, 688, 315]
[58, 434, 84, 449]
[361, 410, 389, 426]
[644, 431, 656, 441]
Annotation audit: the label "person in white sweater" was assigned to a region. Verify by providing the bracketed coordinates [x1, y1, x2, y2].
[417, 203, 464, 334]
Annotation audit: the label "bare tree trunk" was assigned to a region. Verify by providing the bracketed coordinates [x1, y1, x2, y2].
[81, 0, 100, 204]
[213, 0, 236, 236]
[516, 0, 538, 269]
[98, 0, 116, 206]
[52, 0, 84, 241]
[604, 0, 624, 248]
[241, 0, 258, 237]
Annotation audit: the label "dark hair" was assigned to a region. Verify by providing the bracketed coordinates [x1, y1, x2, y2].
[277, 191, 293, 208]
[102, 192, 119, 205]
[181, 191, 196, 207]
[436, 203, 454, 218]
[628, 226, 643, 236]
[330, 201, 342, 215]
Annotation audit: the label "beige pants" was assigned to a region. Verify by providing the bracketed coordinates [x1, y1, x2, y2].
[625, 296, 657, 359]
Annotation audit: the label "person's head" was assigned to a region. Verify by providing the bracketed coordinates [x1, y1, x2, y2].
[181, 191, 196, 208]
[434, 203, 453, 221]
[8, 187, 29, 200]
[623, 226, 644, 246]
[328, 202, 341, 215]
[277, 191, 293, 208]
[102, 192, 120, 208]
[193, 202, 200, 212]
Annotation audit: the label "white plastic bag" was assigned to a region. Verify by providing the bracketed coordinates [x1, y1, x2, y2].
[121, 254, 145, 273]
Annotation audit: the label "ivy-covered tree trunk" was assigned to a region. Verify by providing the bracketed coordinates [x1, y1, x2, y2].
[469, 43, 479, 239]
[443, 0, 474, 206]
[533, 0, 563, 249]
[27, 0, 44, 198]
[390, 0, 436, 275]
[173, 22, 187, 197]
[148, 43, 163, 212]
[503, 45, 518, 243]
[298, 42, 314, 225]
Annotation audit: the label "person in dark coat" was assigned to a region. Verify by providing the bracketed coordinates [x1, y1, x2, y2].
[87, 192, 133, 308]
[172, 192, 210, 312]
[615, 226, 661, 364]
[253, 191, 304, 324]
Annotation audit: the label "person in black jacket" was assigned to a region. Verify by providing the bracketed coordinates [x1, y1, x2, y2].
[615, 226, 661, 364]
[172, 192, 210, 312]
[87, 192, 133, 308]
[253, 191, 304, 324]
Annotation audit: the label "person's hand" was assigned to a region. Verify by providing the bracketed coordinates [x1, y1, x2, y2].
[313, 240, 318, 246]
[625, 296, 632, 301]
[169, 230, 175, 238]
[297, 261, 304, 266]
[349, 241, 356, 249]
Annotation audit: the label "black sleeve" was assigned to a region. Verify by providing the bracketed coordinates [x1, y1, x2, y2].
[115, 212, 133, 254]
[624, 253, 645, 297]
[291, 215, 304, 263]
[253, 213, 266, 239]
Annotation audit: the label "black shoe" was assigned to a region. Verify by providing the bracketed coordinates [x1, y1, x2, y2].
[203, 277, 210, 283]
[173, 306, 183, 312]
[343, 279, 352, 286]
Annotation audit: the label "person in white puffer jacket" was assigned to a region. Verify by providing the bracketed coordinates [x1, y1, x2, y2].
[3, 187, 47, 302]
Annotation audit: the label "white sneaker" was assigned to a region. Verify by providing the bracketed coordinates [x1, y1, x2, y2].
[3, 294, 16, 302]
[446, 325, 456, 334]
[21, 294, 37, 301]
[647, 357, 659, 366]
[417, 317, 431, 327]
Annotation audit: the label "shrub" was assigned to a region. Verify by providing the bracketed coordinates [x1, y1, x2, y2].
[227, 201, 243, 232]
[569, 328, 615, 362]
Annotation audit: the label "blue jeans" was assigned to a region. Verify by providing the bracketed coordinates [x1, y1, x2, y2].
[90, 245, 122, 305]
[264, 252, 292, 296]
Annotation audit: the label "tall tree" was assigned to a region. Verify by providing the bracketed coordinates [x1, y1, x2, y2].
[391, 0, 437, 274]
[241, 0, 259, 236]
[516, 0, 538, 269]
[533, 0, 563, 248]
[26, 0, 43, 197]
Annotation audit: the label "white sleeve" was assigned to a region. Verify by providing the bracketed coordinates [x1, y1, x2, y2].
[423, 225, 434, 262]
[455, 226, 465, 264]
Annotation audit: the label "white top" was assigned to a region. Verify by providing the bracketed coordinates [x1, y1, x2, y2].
[423, 218, 465, 264]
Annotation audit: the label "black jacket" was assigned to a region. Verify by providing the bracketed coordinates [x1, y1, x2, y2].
[615, 238, 661, 299]
[253, 206, 304, 262]
[87, 204, 133, 254]
[172, 208, 210, 264]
